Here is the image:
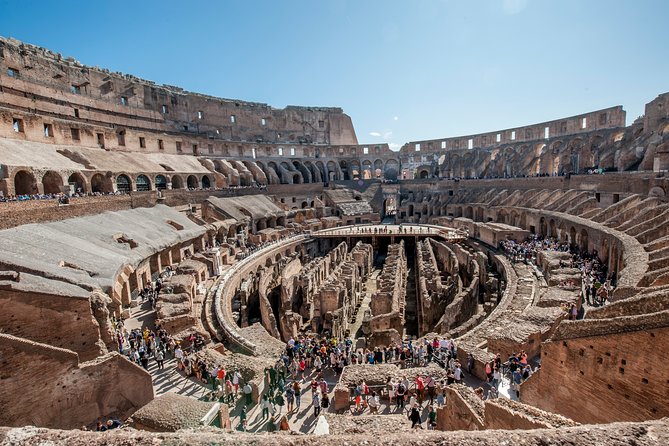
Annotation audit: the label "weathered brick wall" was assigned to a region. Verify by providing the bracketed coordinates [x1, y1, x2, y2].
[0, 288, 105, 361]
[483, 399, 578, 430]
[520, 318, 669, 423]
[0, 334, 153, 429]
[437, 385, 485, 431]
[0, 195, 133, 229]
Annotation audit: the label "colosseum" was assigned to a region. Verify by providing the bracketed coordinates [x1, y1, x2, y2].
[0, 36, 668, 445]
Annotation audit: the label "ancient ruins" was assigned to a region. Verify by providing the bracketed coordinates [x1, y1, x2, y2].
[0, 36, 668, 445]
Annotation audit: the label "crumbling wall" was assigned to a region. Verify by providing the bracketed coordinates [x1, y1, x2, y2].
[484, 398, 578, 430]
[0, 275, 108, 361]
[437, 385, 485, 431]
[520, 311, 669, 423]
[363, 241, 407, 344]
[0, 333, 153, 429]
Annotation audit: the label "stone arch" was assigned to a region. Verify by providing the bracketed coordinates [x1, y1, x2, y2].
[91, 173, 113, 193]
[315, 161, 327, 182]
[267, 162, 284, 183]
[292, 161, 311, 183]
[350, 160, 361, 180]
[292, 172, 303, 184]
[497, 209, 508, 224]
[600, 238, 610, 263]
[385, 159, 399, 180]
[171, 175, 184, 189]
[569, 226, 577, 246]
[549, 219, 557, 238]
[116, 174, 132, 193]
[362, 160, 373, 179]
[418, 169, 430, 179]
[42, 171, 63, 194]
[464, 206, 473, 219]
[339, 160, 350, 180]
[14, 170, 38, 195]
[135, 174, 151, 192]
[67, 172, 87, 193]
[579, 228, 589, 253]
[201, 175, 211, 189]
[303, 161, 321, 183]
[187, 175, 199, 189]
[326, 161, 338, 181]
[649, 187, 666, 199]
[155, 175, 168, 190]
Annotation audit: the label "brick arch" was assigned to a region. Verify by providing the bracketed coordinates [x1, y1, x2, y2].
[13, 170, 38, 195]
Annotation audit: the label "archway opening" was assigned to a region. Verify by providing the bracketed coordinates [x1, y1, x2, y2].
[187, 175, 199, 189]
[91, 173, 112, 193]
[67, 173, 86, 193]
[136, 174, 151, 192]
[42, 171, 63, 195]
[14, 170, 37, 195]
[155, 175, 167, 190]
[116, 174, 131, 193]
[202, 175, 211, 189]
[171, 175, 184, 189]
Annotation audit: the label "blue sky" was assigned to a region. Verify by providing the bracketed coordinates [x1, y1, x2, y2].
[1, 0, 667, 150]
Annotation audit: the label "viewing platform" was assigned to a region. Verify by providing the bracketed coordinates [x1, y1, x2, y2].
[311, 223, 466, 242]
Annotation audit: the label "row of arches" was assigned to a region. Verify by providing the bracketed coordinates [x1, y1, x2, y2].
[11, 170, 212, 195]
[211, 158, 401, 185]
[438, 130, 622, 179]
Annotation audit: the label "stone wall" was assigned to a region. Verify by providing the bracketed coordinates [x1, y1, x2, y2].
[437, 385, 485, 431]
[484, 398, 578, 430]
[2, 420, 669, 445]
[363, 241, 407, 343]
[0, 333, 153, 429]
[0, 274, 108, 361]
[520, 311, 669, 423]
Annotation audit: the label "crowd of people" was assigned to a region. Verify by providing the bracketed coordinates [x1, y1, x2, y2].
[500, 235, 614, 307]
[0, 190, 127, 203]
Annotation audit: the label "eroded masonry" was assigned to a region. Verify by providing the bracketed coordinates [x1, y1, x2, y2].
[0, 36, 668, 445]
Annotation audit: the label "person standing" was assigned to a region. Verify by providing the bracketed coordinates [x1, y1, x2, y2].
[243, 382, 253, 405]
[409, 405, 423, 429]
[313, 391, 321, 418]
[293, 380, 302, 410]
[154, 348, 164, 370]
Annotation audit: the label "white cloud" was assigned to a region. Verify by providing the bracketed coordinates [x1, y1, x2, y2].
[383, 131, 393, 140]
[502, 0, 528, 15]
[369, 131, 382, 137]
[393, 116, 399, 121]
[388, 143, 401, 151]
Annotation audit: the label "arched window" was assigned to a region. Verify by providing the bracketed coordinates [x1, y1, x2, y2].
[155, 175, 167, 190]
[116, 174, 131, 193]
[135, 175, 151, 191]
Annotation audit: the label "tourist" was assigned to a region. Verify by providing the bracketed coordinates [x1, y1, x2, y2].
[105, 419, 122, 430]
[233, 371, 241, 394]
[261, 394, 272, 419]
[293, 380, 302, 409]
[427, 405, 437, 429]
[313, 390, 322, 418]
[396, 380, 406, 409]
[409, 404, 423, 429]
[243, 382, 253, 405]
[154, 348, 165, 369]
[368, 391, 379, 414]
[285, 383, 295, 412]
[239, 406, 248, 431]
